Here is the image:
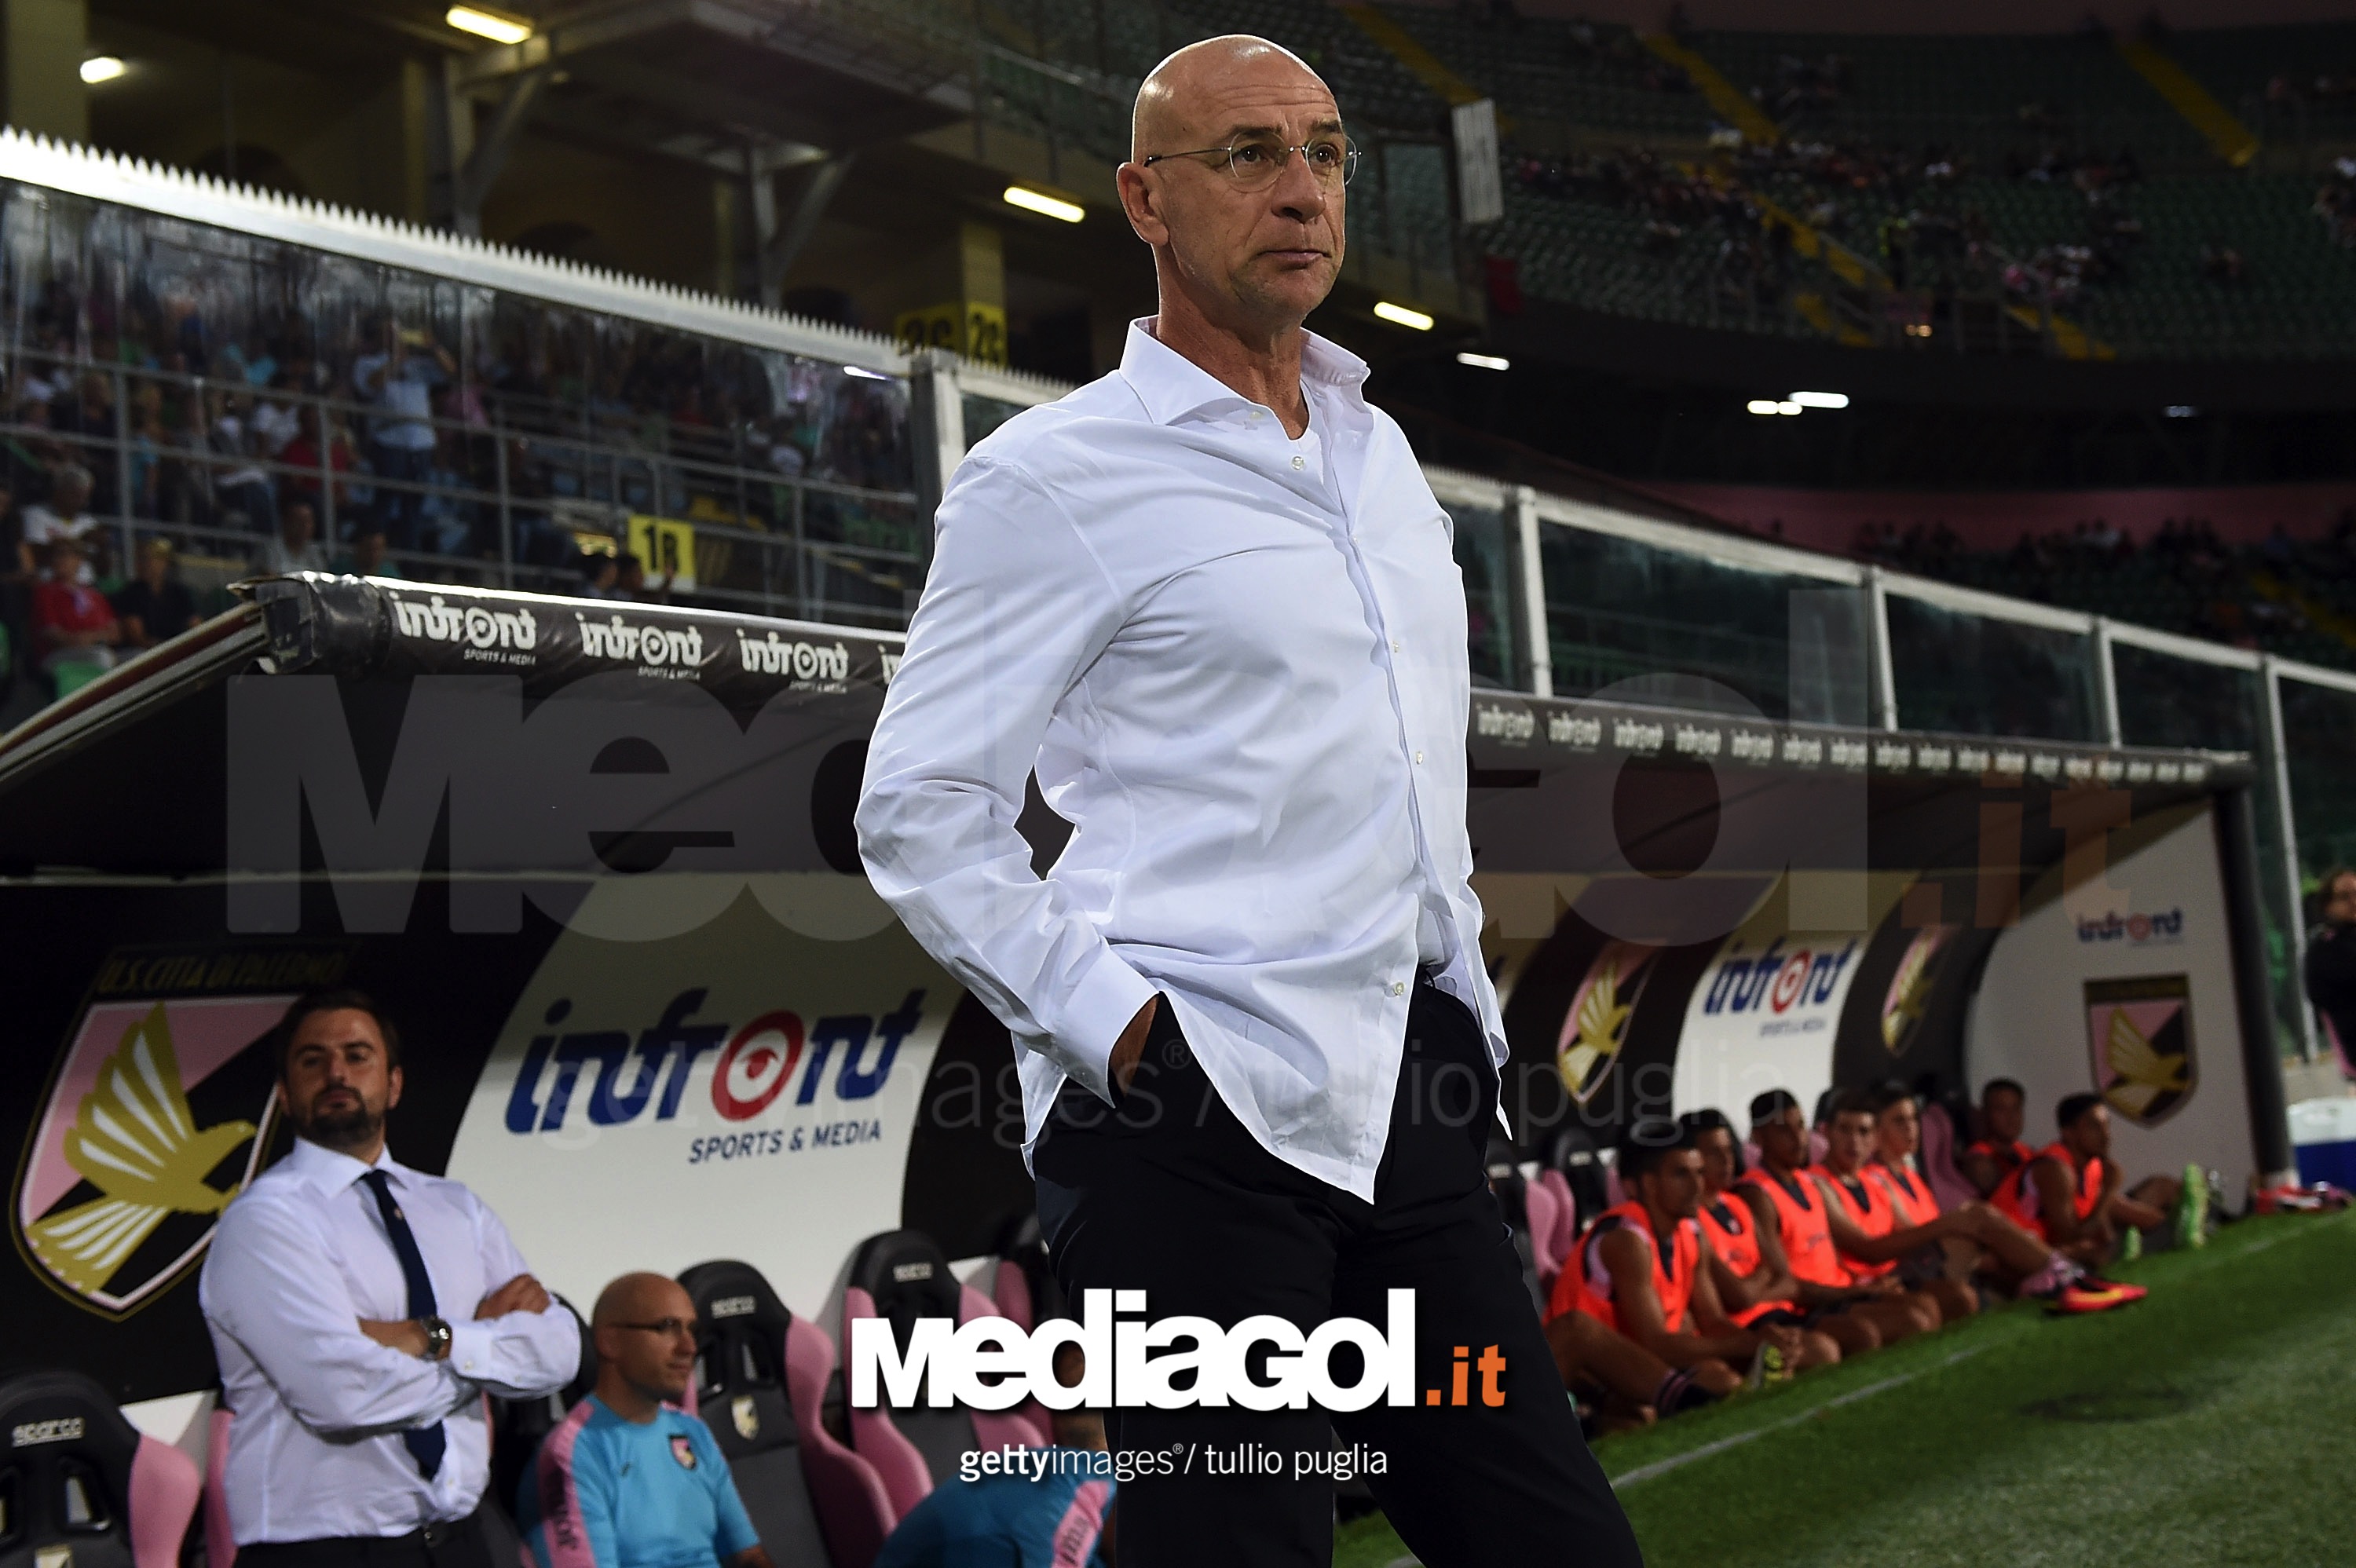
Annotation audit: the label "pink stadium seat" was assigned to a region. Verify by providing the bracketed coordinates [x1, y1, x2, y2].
[782, 1312, 898, 1568]
[1523, 1171, 1565, 1289]
[841, 1281, 935, 1522]
[842, 1230, 1046, 1522]
[1917, 1102, 1981, 1213]
[1535, 1168, 1580, 1266]
[130, 1435, 202, 1568]
[990, 1256, 1034, 1331]
[677, 1259, 893, 1568]
[206, 1405, 236, 1568]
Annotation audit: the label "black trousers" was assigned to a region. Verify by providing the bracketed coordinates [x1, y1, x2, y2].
[1033, 979, 1643, 1568]
[236, 1508, 500, 1568]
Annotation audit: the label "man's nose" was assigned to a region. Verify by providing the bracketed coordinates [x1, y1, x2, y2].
[1268, 151, 1329, 224]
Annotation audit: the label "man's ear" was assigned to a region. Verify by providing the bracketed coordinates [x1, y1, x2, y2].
[1118, 163, 1170, 248]
[386, 1063, 404, 1113]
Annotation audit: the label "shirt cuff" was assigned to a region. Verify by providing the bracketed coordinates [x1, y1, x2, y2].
[444, 1318, 498, 1383]
[1056, 947, 1159, 1105]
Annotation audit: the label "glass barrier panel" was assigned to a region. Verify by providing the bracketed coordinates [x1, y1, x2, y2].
[2112, 644, 2261, 752]
[1886, 594, 2099, 740]
[1447, 503, 1516, 689]
[960, 393, 1028, 452]
[1537, 524, 1866, 722]
[2281, 678, 2356, 889]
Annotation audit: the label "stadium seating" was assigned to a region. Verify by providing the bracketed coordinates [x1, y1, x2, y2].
[937, 1, 2356, 361]
[839, 1230, 1048, 1521]
[679, 1259, 895, 1568]
[0, 1369, 201, 1568]
[1918, 1098, 1984, 1213]
[1544, 1125, 1612, 1223]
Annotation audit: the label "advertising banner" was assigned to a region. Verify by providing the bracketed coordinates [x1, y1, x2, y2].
[445, 881, 951, 1317]
[1670, 916, 1865, 1124]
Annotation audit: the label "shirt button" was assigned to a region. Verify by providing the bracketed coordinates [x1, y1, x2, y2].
[1390, 639, 1401, 652]
[1391, 981, 1406, 996]
[1414, 750, 1425, 764]
[1291, 455, 1305, 470]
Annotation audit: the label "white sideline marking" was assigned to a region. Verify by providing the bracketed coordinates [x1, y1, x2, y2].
[1611, 1347, 1985, 1489]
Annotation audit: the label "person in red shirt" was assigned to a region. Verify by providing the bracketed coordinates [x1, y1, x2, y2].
[31, 535, 118, 680]
[1960, 1077, 2036, 1199]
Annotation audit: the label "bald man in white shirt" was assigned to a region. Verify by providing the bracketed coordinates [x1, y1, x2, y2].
[200, 991, 580, 1568]
[857, 36, 1639, 1568]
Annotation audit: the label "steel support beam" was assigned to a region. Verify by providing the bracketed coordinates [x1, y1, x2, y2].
[451, 63, 551, 236]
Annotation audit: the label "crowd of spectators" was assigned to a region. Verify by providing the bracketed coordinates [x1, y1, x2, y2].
[0, 224, 921, 712]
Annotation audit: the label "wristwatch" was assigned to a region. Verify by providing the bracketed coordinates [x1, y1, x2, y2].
[419, 1315, 452, 1361]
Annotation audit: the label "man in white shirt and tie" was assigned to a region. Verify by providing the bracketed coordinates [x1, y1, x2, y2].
[857, 35, 1640, 1568]
[200, 990, 580, 1568]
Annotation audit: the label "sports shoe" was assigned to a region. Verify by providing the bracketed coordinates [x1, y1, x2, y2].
[1745, 1340, 1794, 1390]
[2173, 1163, 2209, 1250]
[2077, 1274, 2148, 1302]
[2117, 1226, 2142, 1263]
[2044, 1280, 2138, 1315]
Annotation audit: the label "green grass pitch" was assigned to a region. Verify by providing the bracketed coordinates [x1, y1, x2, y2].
[1336, 1210, 2356, 1567]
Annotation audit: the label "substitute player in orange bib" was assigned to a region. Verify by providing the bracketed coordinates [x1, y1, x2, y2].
[1552, 1120, 1834, 1398]
[1993, 1092, 2194, 1266]
[1738, 1091, 1938, 1351]
[1864, 1084, 2134, 1314]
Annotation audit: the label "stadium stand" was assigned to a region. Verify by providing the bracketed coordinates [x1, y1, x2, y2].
[918, 2, 2356, 362]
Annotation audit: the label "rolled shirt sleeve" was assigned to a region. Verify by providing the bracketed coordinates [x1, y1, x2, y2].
[444, 1196, 580, 1398]
[857, 457, 1158, 1101]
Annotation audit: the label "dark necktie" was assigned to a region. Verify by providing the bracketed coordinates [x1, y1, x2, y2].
[360, 1168, 448, 1481]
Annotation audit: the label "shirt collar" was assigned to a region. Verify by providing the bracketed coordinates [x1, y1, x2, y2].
[287, 1135, 407, 1193]
[1118, 317, 1370, 427]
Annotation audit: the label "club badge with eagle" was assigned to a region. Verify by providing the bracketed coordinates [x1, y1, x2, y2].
[2084, 974, 2196, 1128]
[1879, 923, 1954, 1056]
[17, 991, 294, 1317]
[1557, 942, 1658, 1106]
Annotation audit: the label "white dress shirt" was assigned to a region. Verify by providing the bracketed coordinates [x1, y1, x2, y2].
[199, 1138, 580, 1543]
[857, 320, 1505, 1201]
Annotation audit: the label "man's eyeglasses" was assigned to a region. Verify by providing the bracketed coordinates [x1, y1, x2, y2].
[614, 1318, 699, 1339]
[1142, 134, 1359, 192]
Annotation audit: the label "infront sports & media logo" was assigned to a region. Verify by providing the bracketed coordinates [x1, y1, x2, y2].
[848, 1290, 1504, 1413]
